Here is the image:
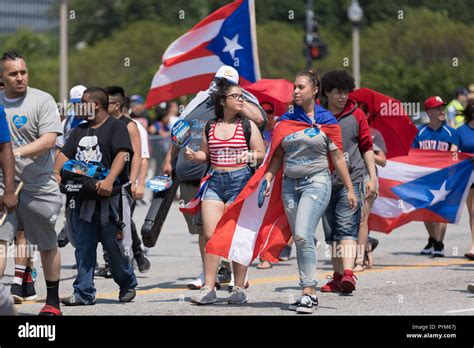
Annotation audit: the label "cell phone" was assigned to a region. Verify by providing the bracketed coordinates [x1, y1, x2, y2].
[258, 179, 268, 208]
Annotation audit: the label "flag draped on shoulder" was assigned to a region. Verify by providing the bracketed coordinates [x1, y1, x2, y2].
[146, 0, 260, 108]
[206, 105, 343, 265]
[369, 150, 474, 233]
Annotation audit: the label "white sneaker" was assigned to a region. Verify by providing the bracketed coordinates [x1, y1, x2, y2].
[191, 286, 218, 305]
[187, 273, 204, 290]
[227, 286, 248, 304]
[188, 273, 221, 290]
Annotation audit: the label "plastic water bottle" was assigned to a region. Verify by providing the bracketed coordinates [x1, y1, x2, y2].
[146, 176, 173, 192]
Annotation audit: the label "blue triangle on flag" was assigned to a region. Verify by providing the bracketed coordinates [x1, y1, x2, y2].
[206, 0, 257, 82]
[391, 159, 473, 222]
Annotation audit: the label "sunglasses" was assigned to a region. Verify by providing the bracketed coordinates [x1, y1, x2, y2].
[226, 93, 245, 101]
[263, 108, 274, 114]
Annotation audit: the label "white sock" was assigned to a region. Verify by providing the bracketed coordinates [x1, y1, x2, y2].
[13, 265, 26, 286]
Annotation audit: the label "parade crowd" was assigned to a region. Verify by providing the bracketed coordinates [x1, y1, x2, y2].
[0, 50, 473, 315]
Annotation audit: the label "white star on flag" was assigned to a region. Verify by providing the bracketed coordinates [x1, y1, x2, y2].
[429, 181, 450, 207]
[222, 34, 243, 59]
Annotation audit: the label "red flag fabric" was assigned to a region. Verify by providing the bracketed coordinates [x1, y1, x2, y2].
[206, 120, 343, 265]
[349, 88, 418, 158]
[244, 79, 293, 116]
[145, 0, 260, 108]
[369, 150, 474, 233]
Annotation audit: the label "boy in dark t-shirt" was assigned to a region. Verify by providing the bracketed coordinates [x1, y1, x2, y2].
[53, 88, 137, 306]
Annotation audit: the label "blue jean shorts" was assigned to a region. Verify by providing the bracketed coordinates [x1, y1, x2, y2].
[202, 166, 252, 204]
[322, 182, 363, 243]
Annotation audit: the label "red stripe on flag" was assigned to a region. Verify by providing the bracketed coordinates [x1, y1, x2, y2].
[146, 73, 215, 108]
[205, 201, 241, 260]
[369, 208, 448, 233]
[378, 177, 404, 200]
[390, 149, 471, 168]
[163, 45, 214, 67]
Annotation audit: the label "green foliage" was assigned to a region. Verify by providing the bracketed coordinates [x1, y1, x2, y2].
[360, 8, 474, 102]
[1, 3, 472, 105]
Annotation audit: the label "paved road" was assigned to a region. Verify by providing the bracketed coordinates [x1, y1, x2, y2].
[2, 195, 474, 316]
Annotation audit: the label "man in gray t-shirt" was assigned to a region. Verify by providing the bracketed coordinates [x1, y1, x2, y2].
[0, 51, 63, 315]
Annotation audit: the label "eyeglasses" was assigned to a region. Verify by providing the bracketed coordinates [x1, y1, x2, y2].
[226, 93, 245, 101]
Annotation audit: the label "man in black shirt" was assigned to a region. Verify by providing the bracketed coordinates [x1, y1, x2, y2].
[93, 85, 150, 275]
[53, 87, 137, 305]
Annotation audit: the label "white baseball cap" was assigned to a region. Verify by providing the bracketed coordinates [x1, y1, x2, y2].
[69, 85, 87, 103]
[215, 66, 239, 84]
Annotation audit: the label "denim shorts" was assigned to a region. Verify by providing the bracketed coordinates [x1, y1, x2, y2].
[322, 182, 363, 243]
[202, 166, 252, 204]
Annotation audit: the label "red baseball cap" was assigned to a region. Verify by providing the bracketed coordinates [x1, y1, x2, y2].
[424, 96, 445, 110]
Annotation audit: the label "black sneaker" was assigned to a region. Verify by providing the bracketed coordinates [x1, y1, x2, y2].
[420, 237, 436, 255]
[135, 254, 151, 273]
[288, 294, 318, 311]
[296, 294, 318, 314]
[22, 281, 38, 301]
[218, 266, 232, 284]
[10, 283, 23, 304]
[95, 264, 112, 278]
[119, 288, 136, 302]
[432, 241, 445, 257]
[61, 294, 95, 306]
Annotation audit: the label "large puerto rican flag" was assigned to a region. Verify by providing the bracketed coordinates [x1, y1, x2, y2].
[369, 150, 474, 233]
[146, 0, 260, 108]
[206, 106, 343, 265]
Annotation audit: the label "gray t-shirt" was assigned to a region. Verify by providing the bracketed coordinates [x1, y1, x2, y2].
[281, 126, 338, 179]
[371, 128, 387, 154]
[0, 87, 63, 194]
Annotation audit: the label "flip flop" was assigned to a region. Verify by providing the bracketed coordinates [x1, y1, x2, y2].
[38, 304, 62, 316]
[257, 260, 273, 269]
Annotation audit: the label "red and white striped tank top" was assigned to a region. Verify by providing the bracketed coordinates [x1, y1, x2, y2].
[208, 120, 248, 167]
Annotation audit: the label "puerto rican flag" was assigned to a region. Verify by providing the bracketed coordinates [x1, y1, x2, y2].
[369, 150, 474, 233]
[206, 106, 343, 265]
[146, 0, 260, 108]
[179, 171, 213, 215]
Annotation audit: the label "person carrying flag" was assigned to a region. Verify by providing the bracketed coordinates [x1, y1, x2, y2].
[413, 96, 459, 257]
[161, 66, 266, 290]
[184, 78, 265, 305]
[261, 70, 356, 313]
[319, 70, 377, 294]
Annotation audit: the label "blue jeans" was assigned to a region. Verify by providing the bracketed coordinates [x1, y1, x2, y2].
[69, 200, 137, 304]
[322, 182, 363, 243]
[282, 171, 331, 288]
[202, 166, 252, 204]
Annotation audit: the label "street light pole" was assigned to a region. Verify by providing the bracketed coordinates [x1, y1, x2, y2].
[352, 24, 360, 88]
[347, 0, 363, 88]
[59, 0, 68, 103]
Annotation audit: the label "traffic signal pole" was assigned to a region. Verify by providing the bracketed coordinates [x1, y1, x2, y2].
[305, 0, 314, 69]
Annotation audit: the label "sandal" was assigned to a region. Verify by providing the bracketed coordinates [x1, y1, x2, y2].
[465, 252, 474, 261]
[38, 304, 62, 316]
[353, 262, 365, 273]
[257, 260, 273, 269]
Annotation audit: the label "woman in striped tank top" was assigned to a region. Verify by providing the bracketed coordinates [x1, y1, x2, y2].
[185, 79, 265, 305]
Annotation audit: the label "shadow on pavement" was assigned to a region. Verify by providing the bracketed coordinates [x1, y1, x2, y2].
[138, 281, 187, 290]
